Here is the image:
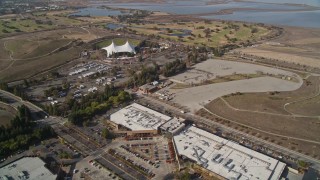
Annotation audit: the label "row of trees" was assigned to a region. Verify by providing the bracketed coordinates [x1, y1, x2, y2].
[68, 85, 132, 125]
[0, 105, 56, 158]
[125, 66, 159, 88]
[0, 81, 28, 100]
[162, 59, 187, 77]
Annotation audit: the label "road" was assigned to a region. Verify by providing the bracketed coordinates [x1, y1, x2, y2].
[2, 88, 320, 171]
[0, 89, 148, 178]
[97, 153, 148, 180]
[0, 89, 48, 118]
[139, 94, 320, 170]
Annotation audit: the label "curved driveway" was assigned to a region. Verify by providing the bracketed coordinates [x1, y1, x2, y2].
[170, 76, 303, 112]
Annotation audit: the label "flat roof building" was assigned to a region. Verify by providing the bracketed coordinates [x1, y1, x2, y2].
[139, 84, 158, 94]
[159, 117, 185, 135]
[110, 103, 171, 135]
[0, 157, 57, 180]
[173, 126, 286, 180]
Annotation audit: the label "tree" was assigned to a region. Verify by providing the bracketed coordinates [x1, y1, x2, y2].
[23, 79, 29, 87]
[102, 128, 113, 139]
[251, 27, 258, 33]
[297, 160, 309, 169]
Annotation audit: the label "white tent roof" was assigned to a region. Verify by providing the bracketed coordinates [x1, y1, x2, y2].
[102, 40, 136, 57]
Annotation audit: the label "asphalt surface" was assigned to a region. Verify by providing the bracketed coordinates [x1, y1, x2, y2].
[97, 153, 148, 180]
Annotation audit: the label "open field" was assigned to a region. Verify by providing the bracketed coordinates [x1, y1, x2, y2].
[234, 27, 320, 68]
[0, 46, 82, 81]
[215, 76, 320, 116]
[170, 59, 298, 85]
[197, 106, 320, 160]
[0, 27, 115, 82]
[168, 60, 302, 112]
[205, 98, 320, 142]
[200, 76, 320, 159]
[127, 20, 271, 47]
[0, 11, 86, 36]
[6, 39, 71, 59]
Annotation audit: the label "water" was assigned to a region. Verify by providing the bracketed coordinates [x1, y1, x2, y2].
[159, 29, 192, 37]
[250, 0, 320, 7]
[105, 1, 303, 15]
[203, 10, 320, 28]
[106, 23, 125, 30]
[70, 7, 125, 16]
[86, 0, 320, 28]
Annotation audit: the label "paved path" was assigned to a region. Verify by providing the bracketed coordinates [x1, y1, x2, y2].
[169, 76, 303, 112]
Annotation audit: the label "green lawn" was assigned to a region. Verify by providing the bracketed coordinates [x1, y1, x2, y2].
[128, 21, 271, 47]
[0, 19, 54, 36]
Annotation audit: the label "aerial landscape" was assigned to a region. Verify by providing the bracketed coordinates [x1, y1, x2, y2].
[0, 0, 319, 179]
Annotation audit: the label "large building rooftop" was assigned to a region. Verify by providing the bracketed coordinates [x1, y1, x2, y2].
[0, 157, 57, 180]
[110, 103, 171, 131]
[173, 126, 286, 180]
[159, 117, 185, 135]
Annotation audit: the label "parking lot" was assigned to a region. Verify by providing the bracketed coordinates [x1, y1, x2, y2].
[95, 136, 175, 179]
[73, 156, 122, 180]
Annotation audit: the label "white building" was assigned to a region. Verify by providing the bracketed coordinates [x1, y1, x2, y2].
[159, 117, 185, 135]
[102, 41, 136, 57]
[110, 103, 171, 133]
[0, 157, 57, 180]
[173, 126, 286, 180]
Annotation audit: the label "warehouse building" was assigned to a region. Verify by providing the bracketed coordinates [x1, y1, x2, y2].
[0, 157, 57, 180]
[110, 103, 172, 135]
[173, 126, 286, 180]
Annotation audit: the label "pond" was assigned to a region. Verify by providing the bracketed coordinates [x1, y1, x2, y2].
[106, 23, 125, 30]
[70, 7, 126, 17]
[159, 28, 192, 37]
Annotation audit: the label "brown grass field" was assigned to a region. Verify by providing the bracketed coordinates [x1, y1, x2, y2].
[236, 27, 320, 68]
[0, 27, 113, 82]
[199, 76, 320, 159]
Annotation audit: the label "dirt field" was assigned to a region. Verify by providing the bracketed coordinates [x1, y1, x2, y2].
[199, 76, 320, 159]
[234, 27, 320, 68]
